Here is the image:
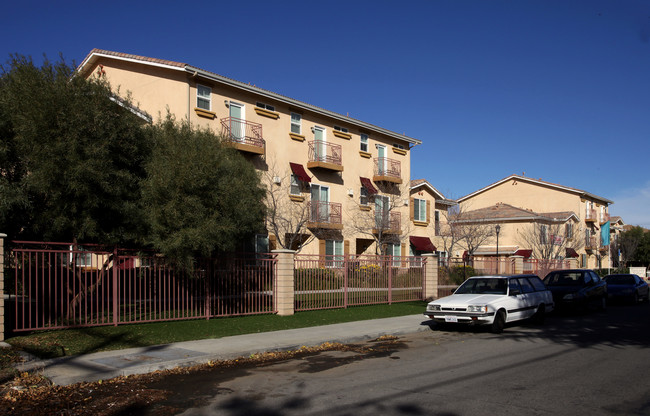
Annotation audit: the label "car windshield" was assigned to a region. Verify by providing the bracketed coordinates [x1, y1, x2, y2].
[545, 272, 584, 286]
[455, 278, 507, 295]
[605, 275, 635, 285]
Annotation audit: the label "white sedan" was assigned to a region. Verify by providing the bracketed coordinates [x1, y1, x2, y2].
[424, 274, 554, 333]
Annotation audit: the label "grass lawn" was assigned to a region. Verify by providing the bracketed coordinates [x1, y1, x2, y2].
[2, 301, 427, 361]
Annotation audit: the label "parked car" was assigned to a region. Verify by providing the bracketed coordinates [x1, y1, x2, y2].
[543, 269, 607, 310]
[603, 274, 650, 304]
[423, 274, 554, 333]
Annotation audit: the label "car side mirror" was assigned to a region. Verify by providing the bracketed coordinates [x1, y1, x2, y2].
[510, 288, 521, 296]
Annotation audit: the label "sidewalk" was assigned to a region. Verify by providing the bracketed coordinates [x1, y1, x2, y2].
[14, 314, 433, 386]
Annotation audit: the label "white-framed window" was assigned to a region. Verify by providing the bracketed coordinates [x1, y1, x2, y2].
[197, 85, 211, 110]
[256, 102, 275, 111]
[375, 195, 390, 228]
[325, 240, 344, 268]
[360, 187, 369, 206]
[290, 112, 301, 134]
[387, 243, 401, 266]
[334, 125, 348, 133]
[290, 174, 301, 196]
[360, 133, 369, 152]
[413, 198, 426, 222]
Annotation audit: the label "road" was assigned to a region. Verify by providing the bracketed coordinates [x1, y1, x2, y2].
[148, 302, 650, 416]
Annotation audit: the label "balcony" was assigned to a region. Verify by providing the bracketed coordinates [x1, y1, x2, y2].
[220, 117, 265, 155]
[585, 208, 597, 223]
[585, 236, 598, 251]
[600, 213, 610, 224]
[373, 157, 402, 184]
[307, 140, 343, 171]
[372, 210, 401, 234]
[307, 201, 343, 230]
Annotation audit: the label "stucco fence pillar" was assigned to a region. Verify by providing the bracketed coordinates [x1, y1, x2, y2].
[510, 255, 524, 274]
[0, 233, 6, 342]
[422, 253, 439, 300]
[272, 249, 296, 316]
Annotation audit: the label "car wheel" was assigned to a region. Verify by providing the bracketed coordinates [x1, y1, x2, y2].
[532, 304, 546, 325]
[491, 310, 506, 334]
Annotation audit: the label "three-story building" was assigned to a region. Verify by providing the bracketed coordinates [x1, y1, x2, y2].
[77, 49, 421, 257]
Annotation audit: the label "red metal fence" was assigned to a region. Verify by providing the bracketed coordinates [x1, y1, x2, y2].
[6, 242, 277, 332]
[294, 254, 426, 311]
[522, 259, 572, 278]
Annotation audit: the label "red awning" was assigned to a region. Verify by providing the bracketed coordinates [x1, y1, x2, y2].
[410, 236, 436, 252]
[290, 163, 311, 182]
[513, 249, 533, 258]
[360, 177, 378, 195]
[566, 248, 579, 258]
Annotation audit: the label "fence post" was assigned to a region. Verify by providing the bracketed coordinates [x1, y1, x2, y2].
[510, 255, 524, 274]
[567, 258, 578, 269]
[272, 249, 295, 316]
[0, 233, 5, 341]
[421, 253, 438, 300]
[112, 247, 119, 326]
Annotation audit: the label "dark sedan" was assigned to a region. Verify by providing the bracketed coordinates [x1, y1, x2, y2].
[544, 269, 607, 310]
[604, 274, 649, 304]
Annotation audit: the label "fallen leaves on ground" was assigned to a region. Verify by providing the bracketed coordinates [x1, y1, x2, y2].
[0, 337, 402, 415]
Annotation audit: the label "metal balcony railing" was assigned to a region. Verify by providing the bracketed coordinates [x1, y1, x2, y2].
[585, 209, 597, 222]
[220, 117, 265, 150]
[308, 140, 342, 167]
[374, 210, 401, 233]
[585, 236, 598, 250]
[373, 157, 401, 182]
[600, 213, 610, 224]
[307, 201, 342, 228]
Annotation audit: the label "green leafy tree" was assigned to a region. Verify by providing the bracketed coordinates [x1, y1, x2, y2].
[141, 115, 266, 269]
[0, 54, 151, 244]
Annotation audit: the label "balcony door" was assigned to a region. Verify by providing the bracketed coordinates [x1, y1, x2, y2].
[314, 126, 326, 162]
[377, 144, 387, 175]
[375, 195, 390, 229]
[229, 102, 244, 142]
[311, 184, 329, 223]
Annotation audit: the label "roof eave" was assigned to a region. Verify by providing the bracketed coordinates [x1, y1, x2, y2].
[185, 65, 421, 146]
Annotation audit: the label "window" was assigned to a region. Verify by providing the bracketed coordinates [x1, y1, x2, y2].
[540, 225, 548, 244]
[413, 198, 426, 222]
[565, 223, 573, 239]
[360, 133, 368, 152]
[290, 112, 301, 134]
[256, 102, 275, 111]
[325, 240, 344, 268]
[197, 85, 211, 110]
[360, 186, 368, 205]
[434, 210, 441, 235]
[290, 174, 301, 195]
[387, 243, 401, 266]
[334, 125, 348, 133]
[393, 143, 405, 150]
[517, 278, 536, 293]
[375, 195, 390, 228]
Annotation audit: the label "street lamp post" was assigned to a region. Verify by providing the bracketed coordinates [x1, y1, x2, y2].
[495, 224, 501, 274]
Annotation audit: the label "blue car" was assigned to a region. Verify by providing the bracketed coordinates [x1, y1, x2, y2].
[603, 274, 650, 304]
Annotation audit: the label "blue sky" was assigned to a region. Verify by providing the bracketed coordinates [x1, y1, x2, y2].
[3, 0, 649, 226]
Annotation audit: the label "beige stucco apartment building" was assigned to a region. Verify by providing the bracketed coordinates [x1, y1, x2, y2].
[77, 49, 422, 257]
[457, 175, 614, 269]
[408, 179, 456, 260]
